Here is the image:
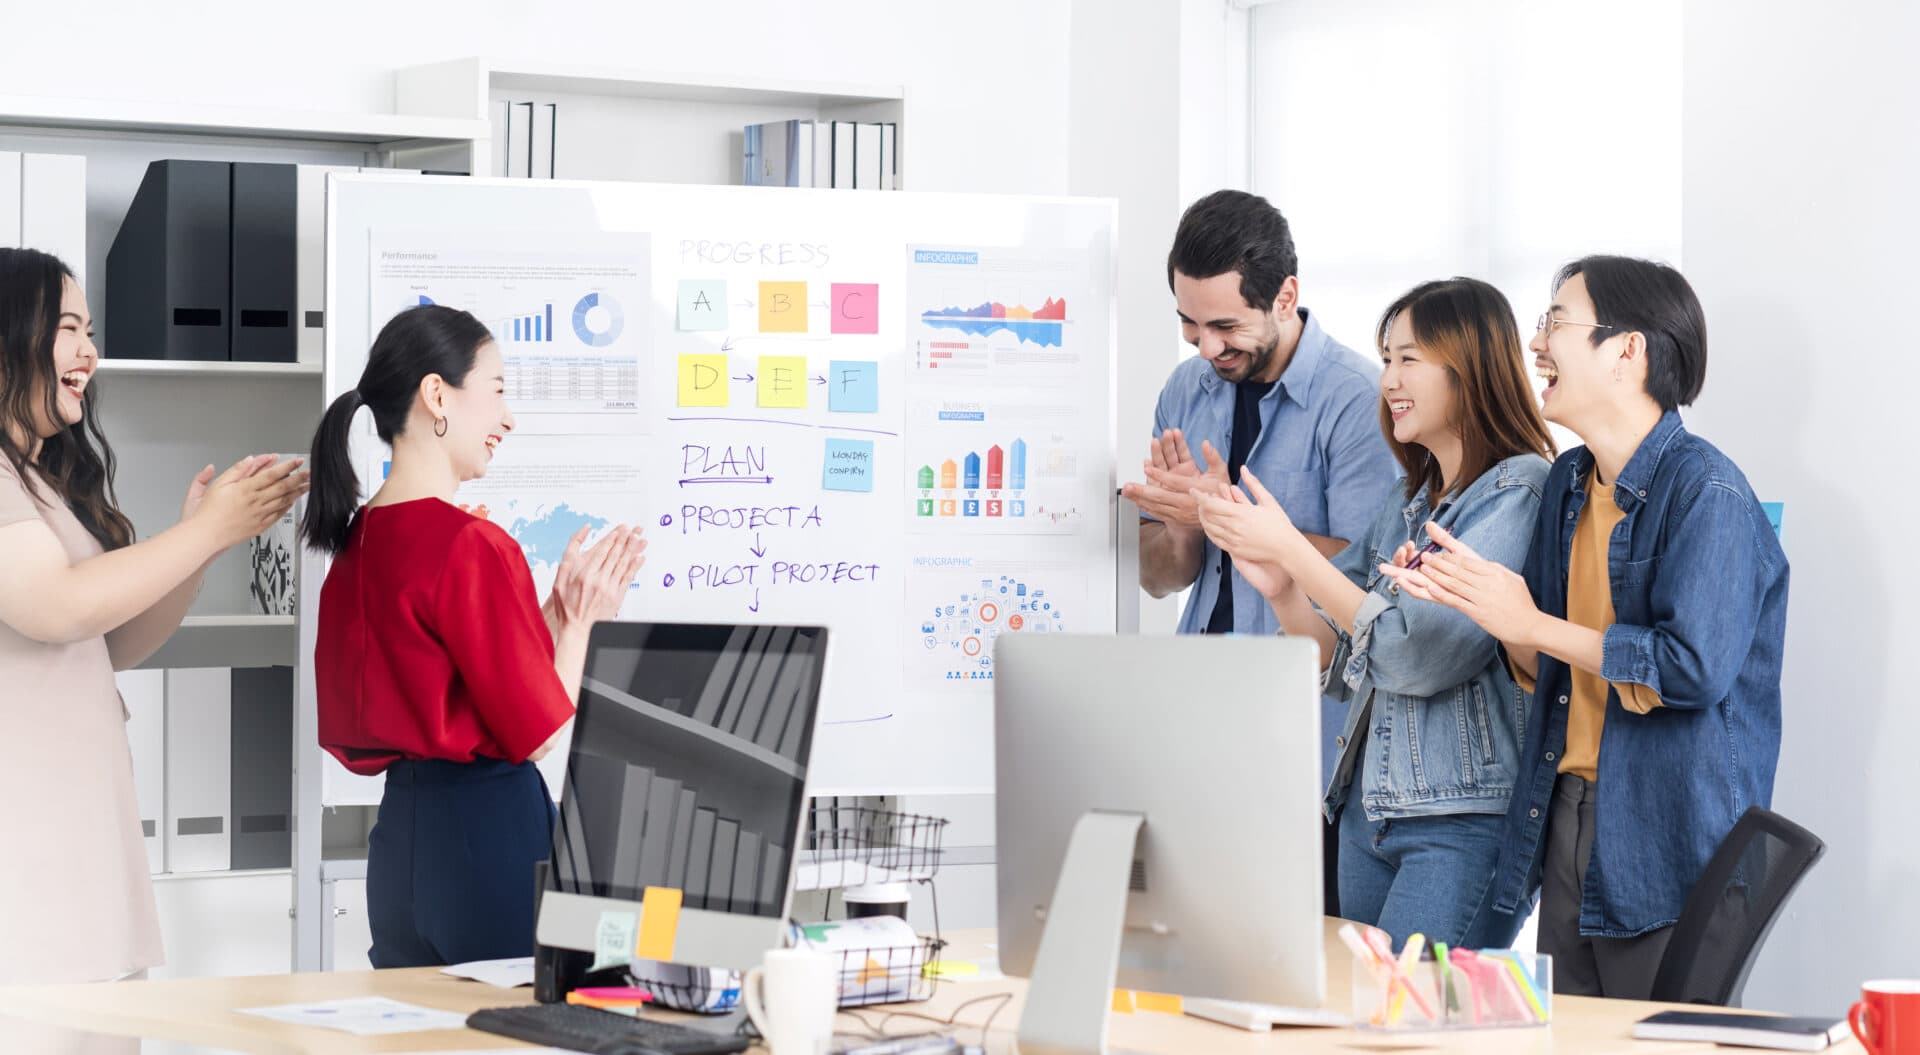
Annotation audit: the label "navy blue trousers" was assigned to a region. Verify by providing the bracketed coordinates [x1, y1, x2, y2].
[367, 758, 556, 968]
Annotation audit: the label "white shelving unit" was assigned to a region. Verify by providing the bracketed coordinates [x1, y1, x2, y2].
[98, 359, 324, 378]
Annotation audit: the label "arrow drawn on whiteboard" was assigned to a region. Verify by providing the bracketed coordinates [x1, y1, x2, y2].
[750, 533, 767, 558]
[735, 299, 756, 309]
[822, 713, 895, 726]
[811, 374, 827, 386]
[747, 588, 761, 613]
[731, 373, 756, 383]
[679, 475, 775, 486]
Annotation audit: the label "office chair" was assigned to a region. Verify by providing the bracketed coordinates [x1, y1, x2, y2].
[1648, 806, 1825, 1007]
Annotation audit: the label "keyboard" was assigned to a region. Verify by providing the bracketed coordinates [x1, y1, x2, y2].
[467, 1003, 753, 1055]
[1182, 997, 1350, 1030]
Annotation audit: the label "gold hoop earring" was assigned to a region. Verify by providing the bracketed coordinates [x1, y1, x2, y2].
[433, 416, 448, 438]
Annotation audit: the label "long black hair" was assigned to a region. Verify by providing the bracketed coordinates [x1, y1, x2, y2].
[301, 305, 493, 554]
[0, 248, 134, 550]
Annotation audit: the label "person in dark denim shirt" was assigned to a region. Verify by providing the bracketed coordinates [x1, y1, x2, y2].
[1194, 278, 1554, 947]
[1384, 257, 1788, 999]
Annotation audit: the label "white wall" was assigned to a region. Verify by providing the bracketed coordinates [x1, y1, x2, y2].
[1683, 0, 1920, 1014]
[0, 0, 1070, 196]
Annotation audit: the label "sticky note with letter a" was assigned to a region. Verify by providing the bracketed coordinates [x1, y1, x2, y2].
[677, 279, 728, 331]
[678, 354, 729, 407]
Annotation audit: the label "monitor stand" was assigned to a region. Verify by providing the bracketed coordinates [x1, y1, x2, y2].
[1015, 810, 1146, 1055]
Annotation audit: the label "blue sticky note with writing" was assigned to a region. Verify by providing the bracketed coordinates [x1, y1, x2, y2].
[822, 437, 875, 493]
[827, 360, 880, 413]
[678, 279, 728, 331]
[1761, 501, 1784, 539]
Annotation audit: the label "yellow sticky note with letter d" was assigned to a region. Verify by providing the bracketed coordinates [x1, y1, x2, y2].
[678, 354, 729, 407]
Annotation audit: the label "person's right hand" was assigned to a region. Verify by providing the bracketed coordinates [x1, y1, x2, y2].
[1118, 428, 1228, 532]
[189, 455, 309, 549]
[1232, 554, 1294, 602]
[1390, 540, 1418, 568]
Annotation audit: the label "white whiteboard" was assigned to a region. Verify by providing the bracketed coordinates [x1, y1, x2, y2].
[305, 174, 1118, 801]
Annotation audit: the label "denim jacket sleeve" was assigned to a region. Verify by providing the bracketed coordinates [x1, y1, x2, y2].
[1599, 479, 1783, 710]
[1340, 471, 1543, 699]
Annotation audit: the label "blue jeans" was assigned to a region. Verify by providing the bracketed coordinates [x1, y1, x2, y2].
[1337, 800, 1521, 949]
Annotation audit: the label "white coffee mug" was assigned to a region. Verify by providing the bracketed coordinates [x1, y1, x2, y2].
[742, 947, 838, 1055]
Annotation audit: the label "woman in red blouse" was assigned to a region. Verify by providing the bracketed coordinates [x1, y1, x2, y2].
[302, 305, 645, 967]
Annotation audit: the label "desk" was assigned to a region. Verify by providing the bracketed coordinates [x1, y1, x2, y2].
[0, 921, 1861, 1054]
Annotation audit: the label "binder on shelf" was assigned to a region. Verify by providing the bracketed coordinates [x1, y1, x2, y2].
[685, 807, 717, 909]
[756, 644, 811, 754]
[666, 787, 698, 892]
[715, 626, 773, 733]
[296, 165, 348, 365]
[0, 152, 22, 248]
[229, 666, 294, 870]
[759, 842, 785, 915]
[108, 160, 230, 361]
[730, 625, 794, 740]
[118, 670, 166, 875]
[744, 120, 821, 188]
[505, 102, 535, 178]
[492, 101, 513, 180]
[19, 153, 87, 284]
[163, 668, 231, 873]
[854, 123, 883, 190]
[708, 817, 739, 911]
[831, 121, 856, 189]
[531, 103, 557, 180]
[608, 763, 655, 892]
[880, 123, 898, 190]
[731, 829, 762, 915]
[637, 774, 682, 889]
[690, 626, 751, 727]
[229, 163, 298, 364]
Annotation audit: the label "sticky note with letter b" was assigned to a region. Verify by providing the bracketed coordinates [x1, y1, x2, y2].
[759, 281, 808, 333]
[678, 354, 729, 407]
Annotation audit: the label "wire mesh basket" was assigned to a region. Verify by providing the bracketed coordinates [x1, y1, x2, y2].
[795, 804, 948, 891]
[827, 933, 947, 1007]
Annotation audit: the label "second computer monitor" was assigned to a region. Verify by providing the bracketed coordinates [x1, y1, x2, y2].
[995, 633, 1326, 1013]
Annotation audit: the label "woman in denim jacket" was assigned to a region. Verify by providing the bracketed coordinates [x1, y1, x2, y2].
[1195, 277, 1553, 947]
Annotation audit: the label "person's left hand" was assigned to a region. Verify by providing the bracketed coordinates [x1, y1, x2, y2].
[180, 454, 275, 521]
[1377, 522, 1542, 641]
[1192, 469, 1303, 568]
[549, 525, 648, 628]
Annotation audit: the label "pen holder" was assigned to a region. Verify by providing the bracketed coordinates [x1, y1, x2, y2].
[1352, 950, 1551, 1030]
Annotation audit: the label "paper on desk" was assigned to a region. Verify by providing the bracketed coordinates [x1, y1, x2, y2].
[440, 956, 536, 988]
[239, 996, 470, 1035]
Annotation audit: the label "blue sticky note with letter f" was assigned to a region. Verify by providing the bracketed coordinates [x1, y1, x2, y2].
[827, 360, 880, 413]
[823, 437, 875, 493]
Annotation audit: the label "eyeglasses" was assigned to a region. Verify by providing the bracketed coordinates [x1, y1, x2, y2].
[1536, 313, 1617, 338]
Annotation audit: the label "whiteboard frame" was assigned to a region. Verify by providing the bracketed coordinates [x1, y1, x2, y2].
[293, 172, 1123, 969]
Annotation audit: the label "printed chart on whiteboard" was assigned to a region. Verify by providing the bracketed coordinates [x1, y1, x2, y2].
[370, 234, 651, 432]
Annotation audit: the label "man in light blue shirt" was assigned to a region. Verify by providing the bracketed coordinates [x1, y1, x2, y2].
[1121, 189, 1396, 911]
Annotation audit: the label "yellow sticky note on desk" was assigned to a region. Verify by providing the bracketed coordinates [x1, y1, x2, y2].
[1135, 991, 1183, 1014]
[759, 281, 809, 332]
[758, 356, 810, 409]
[634, 886, 683, 962]
[678, 354, 730, 407]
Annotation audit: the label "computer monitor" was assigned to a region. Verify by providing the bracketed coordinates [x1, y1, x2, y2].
[536, 622, 830, 971]
[994, 633, 1325, 1052]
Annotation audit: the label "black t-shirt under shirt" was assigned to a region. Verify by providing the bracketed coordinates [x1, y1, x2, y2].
[1205, 378, 1278, 634]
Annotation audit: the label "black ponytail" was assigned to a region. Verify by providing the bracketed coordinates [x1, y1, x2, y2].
[299, 305, 493, 554]
[301, 388, 365, 554]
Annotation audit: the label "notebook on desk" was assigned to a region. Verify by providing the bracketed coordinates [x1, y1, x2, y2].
[1633, 1010, 1850, 1051]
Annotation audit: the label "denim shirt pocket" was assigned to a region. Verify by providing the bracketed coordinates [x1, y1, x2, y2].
[1614, 554, 1663, 624]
